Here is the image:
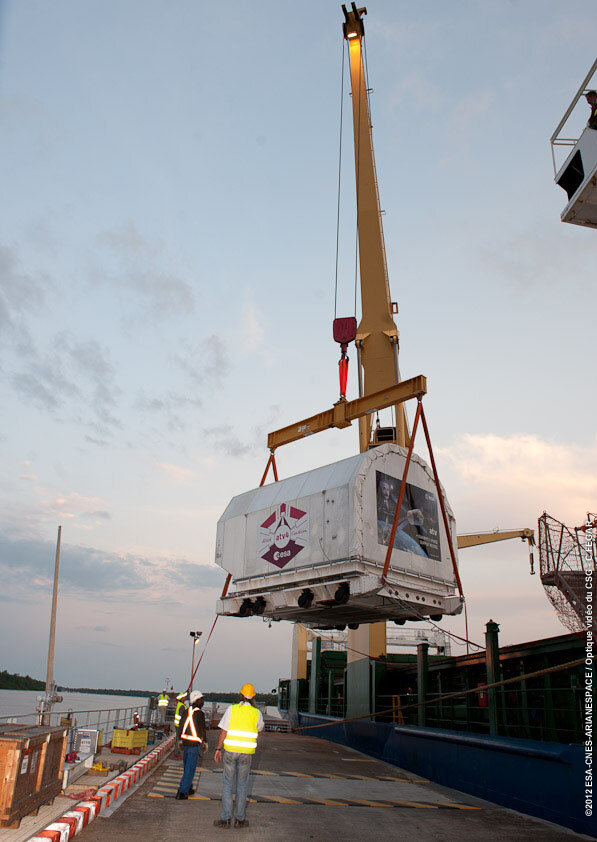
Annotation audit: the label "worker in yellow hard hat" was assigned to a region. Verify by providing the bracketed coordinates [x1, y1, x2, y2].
[213, 683, 264, 829]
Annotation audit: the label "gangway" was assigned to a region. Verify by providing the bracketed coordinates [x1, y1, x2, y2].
[550, 58, 597, 227]
[308, 625, 451, 656]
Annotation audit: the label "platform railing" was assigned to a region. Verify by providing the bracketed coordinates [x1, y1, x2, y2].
[0, 704, 150, 745]
[550, 57, 597, 174]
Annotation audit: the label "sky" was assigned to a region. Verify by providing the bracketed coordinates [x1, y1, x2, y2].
[0, 0, 595, 693]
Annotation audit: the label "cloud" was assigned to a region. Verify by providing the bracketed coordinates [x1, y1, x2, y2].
[202, 406, 280, 457]
[156, 462, 197, 482]
[10, 332, 121, 431]
[74, 624, 108, 632]
[242, 297, 264, 352]
[441, 432, 597, 525]
[0, 533, 226, 601]
[441, 90, 492, 162]
[478, 228, 596, 290]
[99, 221, 196, 317]
[134, 391, 203, 434]
[388, 70, 440, 112]
[0, 245, 49, 337]
[203, 425, 253, 457]
[174, 335, 230, 387]
[12, 344, 80, 412]
[100, 221, 160, 258]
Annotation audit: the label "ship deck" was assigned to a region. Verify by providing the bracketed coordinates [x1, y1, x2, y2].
[75, 731, 587, 841]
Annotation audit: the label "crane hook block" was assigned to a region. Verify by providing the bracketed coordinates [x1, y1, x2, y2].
[333, 317, 357, 345]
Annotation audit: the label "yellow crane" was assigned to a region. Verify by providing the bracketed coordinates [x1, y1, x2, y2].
[457, 528, 535, 550]
[268, 5, 423, 713]
[458, 528, 536, 574]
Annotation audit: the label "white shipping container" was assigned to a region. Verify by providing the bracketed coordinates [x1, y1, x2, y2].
[215, 444, 462, 627]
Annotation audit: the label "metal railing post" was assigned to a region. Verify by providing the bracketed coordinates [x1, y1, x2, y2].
[417, 643, 429, 727]
[485, 620, 501, 736]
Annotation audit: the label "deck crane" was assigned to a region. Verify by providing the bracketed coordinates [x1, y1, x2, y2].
[215, 6, 462, 718]
[342, 2, 411, 710]
[457, 528, 536, 574]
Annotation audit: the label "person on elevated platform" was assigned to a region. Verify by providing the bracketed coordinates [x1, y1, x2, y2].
[585, 89, 597, 129]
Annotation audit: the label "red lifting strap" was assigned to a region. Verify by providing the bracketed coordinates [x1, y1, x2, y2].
[380, 400, 464, 601]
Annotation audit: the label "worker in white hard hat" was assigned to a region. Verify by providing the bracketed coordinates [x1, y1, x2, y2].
[213, 683, 264, 829]
[175, 690, 207, 800]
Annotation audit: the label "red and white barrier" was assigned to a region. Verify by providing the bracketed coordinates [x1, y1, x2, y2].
[30, 735, 175, 841]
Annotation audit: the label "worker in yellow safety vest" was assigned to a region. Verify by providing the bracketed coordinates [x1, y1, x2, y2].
[213, 683, 264, 828]
[174, 691, 189, 727]
[157, 689, 169, 725]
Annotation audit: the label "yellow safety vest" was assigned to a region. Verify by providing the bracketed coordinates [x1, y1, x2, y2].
[223, 704, 259, 755]
[181, 706, 203, 743]
[174, 700, 187, 726]
[158, 693, 169, 707]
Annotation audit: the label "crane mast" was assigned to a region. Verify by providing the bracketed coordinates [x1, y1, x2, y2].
[343, 4, 409, 452]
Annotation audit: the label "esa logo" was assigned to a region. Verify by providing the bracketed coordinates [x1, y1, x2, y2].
[258, 503, 309, 569]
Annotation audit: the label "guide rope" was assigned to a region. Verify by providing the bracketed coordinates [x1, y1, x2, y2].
[186, 451, 280, 692]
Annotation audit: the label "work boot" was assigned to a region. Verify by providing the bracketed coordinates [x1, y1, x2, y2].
[213, 819, 231, 828]
[189, 788, 195, 795]
[175, 791, 188, 800]
[234, 819, 249, 827]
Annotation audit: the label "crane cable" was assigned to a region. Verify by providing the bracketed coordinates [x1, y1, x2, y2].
[353, 35, 364, 318]
[333, 36, 345, 320]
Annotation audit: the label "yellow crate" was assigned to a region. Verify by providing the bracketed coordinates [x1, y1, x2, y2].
[111, 729, 148, 750]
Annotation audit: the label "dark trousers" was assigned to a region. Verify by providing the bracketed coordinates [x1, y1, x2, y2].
[179, 744, 202, 794]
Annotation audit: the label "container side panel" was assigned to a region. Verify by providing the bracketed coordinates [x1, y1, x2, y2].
[322, 485, 350, 561]
[360, 446, 457, 585]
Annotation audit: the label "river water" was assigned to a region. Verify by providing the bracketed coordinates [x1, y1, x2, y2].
[0, 690, 281, 721]
[0, 689, 151, 719]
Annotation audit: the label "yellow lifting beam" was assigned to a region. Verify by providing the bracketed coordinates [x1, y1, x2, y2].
[267, 375, 426, 451]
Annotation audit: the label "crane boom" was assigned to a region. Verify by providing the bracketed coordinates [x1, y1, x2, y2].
[457, 528, 536, 549]
[343, 4, 409, 451]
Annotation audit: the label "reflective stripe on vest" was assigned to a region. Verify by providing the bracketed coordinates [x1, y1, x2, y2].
[174, 701, 187, 726]
[223, 704, 259, 755]
[181, 707, 203, 743]
[158, 693, 169, 707]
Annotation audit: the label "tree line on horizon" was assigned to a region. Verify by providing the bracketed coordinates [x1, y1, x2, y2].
[1, 671, 276, 705]
[0, 670, 45, 690]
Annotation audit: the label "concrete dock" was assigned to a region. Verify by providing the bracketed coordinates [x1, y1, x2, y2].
[77, 732, 590, 841]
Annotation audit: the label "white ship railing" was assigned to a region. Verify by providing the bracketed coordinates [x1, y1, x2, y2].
[550, 57, 597, 174]
[0, 704, 150, 742]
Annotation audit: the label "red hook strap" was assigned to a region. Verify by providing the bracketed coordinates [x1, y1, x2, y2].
[380, 400, 464, 602]
[381, 401, 422, 583]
